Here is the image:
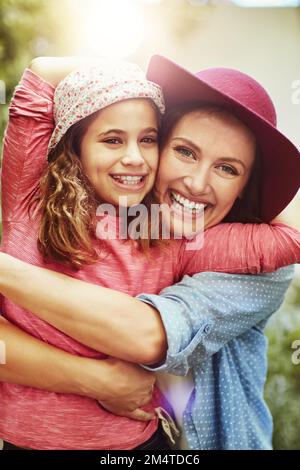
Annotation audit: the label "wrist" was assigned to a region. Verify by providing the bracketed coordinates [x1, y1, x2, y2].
[70, 356, 113, 401]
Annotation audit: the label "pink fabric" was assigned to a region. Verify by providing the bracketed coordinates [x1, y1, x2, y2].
[1, 69, 299, 450]
[180, 221, 300, 276]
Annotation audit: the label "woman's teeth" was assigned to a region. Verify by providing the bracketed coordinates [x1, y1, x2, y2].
[112, 175, 144, 185]
[171, 191, 207, 213]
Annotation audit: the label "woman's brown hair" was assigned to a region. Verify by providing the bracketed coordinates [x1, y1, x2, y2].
[159, 102, 263, 224]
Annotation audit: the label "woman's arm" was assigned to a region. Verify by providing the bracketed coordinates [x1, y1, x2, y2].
[0, 252, 293, 370]
[0, 252, 165, 365]
[138, 266, 293, 375]
[0, 315, 155, 421]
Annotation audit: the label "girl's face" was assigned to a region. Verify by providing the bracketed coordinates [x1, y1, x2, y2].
[80, 98, 159, 207]
[155, 109, 256, 236]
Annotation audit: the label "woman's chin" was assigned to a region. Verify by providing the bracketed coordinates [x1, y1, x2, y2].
[166, 212, 205, 240]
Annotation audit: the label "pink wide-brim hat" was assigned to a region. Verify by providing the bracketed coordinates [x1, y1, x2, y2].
[147, 55, 300, 222]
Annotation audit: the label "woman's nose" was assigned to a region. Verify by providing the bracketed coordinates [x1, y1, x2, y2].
[183, 169, 212, 195]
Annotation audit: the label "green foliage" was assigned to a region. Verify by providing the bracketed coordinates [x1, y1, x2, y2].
[265, 274, 300, 450]
[1, 0, 45, 145]
[0, 0, 71, 155]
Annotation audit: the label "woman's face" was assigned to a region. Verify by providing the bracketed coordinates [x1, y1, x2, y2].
[155, 109, 256, 236]
[80, 98, 159, 207]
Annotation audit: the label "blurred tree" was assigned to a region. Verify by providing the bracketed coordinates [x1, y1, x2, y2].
[0, 0, 73, 156]
[1, 0, 46, 148]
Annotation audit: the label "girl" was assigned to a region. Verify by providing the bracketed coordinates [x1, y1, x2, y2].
[0, 56, 299, 450]
[0, 57, 178, 450]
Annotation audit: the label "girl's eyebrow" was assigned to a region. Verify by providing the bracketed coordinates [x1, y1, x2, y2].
[171, 137, 246, 169]
[97, 129, 125, 138]
[97, 127, 158, 138]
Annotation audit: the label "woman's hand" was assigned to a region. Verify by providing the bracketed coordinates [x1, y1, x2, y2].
[80, 357, 156, 422]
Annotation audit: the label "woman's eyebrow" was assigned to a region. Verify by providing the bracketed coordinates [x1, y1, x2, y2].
[170, 137, 201, 153]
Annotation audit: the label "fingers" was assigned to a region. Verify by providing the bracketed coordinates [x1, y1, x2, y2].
[99, 401, 155, 421]
[122, 408, 155, 422]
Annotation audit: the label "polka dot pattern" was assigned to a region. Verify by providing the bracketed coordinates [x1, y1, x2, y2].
[139, 265, 294, 449]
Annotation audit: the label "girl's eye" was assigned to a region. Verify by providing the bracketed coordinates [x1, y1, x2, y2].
[103, 138, 122, 145]
[141, 136, 157, 144]
[217, 164, 239, 176]
[174, 146, 196, 160]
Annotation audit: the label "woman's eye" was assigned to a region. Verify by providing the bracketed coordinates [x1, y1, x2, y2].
[174, 146, 195, 160]
[103, 138, 122, 145]
[217, 164, 238, 176]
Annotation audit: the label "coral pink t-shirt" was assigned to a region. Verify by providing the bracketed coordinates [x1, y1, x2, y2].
[1, 69, 299, 450]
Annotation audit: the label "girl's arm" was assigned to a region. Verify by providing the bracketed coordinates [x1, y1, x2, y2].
[272, 193, 300, 232]
[179, 222, 300, 277]
[2, 56, 104, 221]
[0, 315, 155, 421]
[29, 56, 100, 87]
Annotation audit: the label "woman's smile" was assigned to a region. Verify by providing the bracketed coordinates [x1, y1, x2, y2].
[156, 107, 256, 237]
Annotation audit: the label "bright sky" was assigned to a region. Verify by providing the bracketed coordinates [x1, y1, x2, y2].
[231, 0, 300, 6]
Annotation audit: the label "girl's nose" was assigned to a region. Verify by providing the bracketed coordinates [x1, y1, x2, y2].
[121, 145, 145, 166]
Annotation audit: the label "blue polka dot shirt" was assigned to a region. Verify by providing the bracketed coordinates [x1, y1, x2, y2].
[138, 266, 294, 450]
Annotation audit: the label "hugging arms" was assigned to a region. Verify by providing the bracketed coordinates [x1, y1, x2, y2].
[0, 56, 299, 450]
[0, 57, 299, 403]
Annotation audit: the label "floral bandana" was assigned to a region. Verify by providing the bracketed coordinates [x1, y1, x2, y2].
[48, 58, 165, 150]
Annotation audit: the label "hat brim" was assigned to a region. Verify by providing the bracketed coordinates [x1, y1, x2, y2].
[147, 55, 300, 222]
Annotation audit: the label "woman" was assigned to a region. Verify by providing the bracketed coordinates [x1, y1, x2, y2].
[0, 56, 299, 450]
